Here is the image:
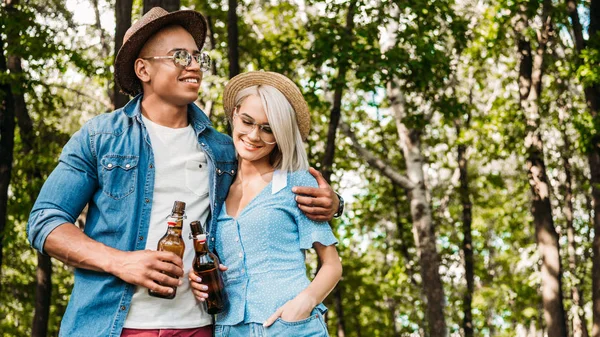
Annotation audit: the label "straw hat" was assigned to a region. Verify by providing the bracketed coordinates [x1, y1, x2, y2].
[223, 71, 311, 141]
[114, 7, 207, 96]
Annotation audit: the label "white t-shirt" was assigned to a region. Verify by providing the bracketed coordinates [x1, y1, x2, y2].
[123, 115, 212, 328]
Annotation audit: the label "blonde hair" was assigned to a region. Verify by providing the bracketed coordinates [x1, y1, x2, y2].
[233, 85, 308, 172]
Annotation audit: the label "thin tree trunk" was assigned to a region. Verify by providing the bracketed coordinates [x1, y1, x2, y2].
[114, 0, 133, 109]
[565, 0, 600, 334]
[516, 2, 568, 336]
[91, 0, 114, 109]
[32, 253, 52, 337]
[321, 5, 356, 336]
[5, 1, 52, 331]
[456, 119, 474, 337]
[0, 22, 16, 292]
[227, 0, 239, 79]
[559, 107, 589, 337]
[143, 0, 179, 13]
[387, 82, 447, 336]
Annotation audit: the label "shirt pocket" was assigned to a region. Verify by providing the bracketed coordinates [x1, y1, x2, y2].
[185, 159, 209, 197]
[100, 155, 138, 200]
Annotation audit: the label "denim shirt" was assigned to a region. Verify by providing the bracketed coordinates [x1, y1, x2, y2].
[214, 170, 338, 325]
[26, 95, 237, 337]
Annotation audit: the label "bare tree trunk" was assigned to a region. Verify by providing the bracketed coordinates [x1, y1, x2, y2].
[516, 2, 568, 336]
[143, 0, 179, 13]
[565, 0, 600, 334]
[387, 82, 447, 336]
[227, 0, 239, 79]
[5, 2, 52, 332]
[0, 23, 16, 292]
[456, 118, 474, 337]
[321, 5, 356, 336]
[114, 0, 133, 109]
[32, 253, 52, 337]
[559, 107, 589, 337]
[91, 0, 114, 109]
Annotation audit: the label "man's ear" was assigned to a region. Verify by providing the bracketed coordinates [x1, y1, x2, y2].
[134, 58, 151, 84]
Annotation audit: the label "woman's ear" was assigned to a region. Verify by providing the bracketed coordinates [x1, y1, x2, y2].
[134, 59, 151, 84]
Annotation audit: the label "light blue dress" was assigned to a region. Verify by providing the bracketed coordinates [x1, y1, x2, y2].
[213, 170, 338, 337]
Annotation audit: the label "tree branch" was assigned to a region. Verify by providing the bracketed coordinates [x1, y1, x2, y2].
[338, 120, 415, 190]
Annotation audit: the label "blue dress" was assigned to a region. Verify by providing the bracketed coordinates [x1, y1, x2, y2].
[214, 170, 338, 336]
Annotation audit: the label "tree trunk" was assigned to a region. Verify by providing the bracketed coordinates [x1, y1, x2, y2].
[387, 82, 447, 336]
[0, 24, 16, 292]
[91, 0, 114, 109]
[559, 105, 589, 337]
[227, 0, 239, 79]
[32, 253, 52, 337]
[143, 0, 179, 13]
[456, 120, 474, 337]
[565, 0, 600, 334]
[114, 0, 133, 109]
[516, 2, 568, 336]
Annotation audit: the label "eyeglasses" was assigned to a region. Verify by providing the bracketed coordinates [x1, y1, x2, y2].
[141, 50, 211, 72]
[233, 112, 277, 144]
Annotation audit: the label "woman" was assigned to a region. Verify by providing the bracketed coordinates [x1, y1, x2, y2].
[189, 71, 342, 336]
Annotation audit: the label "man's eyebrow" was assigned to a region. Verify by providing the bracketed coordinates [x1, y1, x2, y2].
[167, 48, 201, 54]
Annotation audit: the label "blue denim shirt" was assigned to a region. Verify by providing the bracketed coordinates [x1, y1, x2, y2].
[214, 170, 337, 325]
[26, 95, 237, 337]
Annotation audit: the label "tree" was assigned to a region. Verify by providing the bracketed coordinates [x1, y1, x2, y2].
[143, 0, 179, 13]
[114, 0, 133, 109]
[514, 0, 568, 334]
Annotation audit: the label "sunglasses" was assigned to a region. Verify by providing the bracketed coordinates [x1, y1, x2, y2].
[141, 50, 211, 72]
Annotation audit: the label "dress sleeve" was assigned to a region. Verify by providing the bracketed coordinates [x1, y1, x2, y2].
[292, 171, 338, 250]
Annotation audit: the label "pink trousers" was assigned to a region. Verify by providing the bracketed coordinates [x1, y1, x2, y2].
[120, 326, 213, 337]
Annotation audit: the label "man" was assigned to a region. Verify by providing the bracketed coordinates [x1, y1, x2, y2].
[27, 7, 341, 337]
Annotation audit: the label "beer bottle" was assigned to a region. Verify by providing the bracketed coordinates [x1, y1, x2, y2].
[149, 201, 186, 299]
[191, 221, 226, 314]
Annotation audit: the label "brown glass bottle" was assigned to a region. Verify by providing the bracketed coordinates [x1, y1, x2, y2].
[148, 201, 186, 299]
[191, 221, 226, 314]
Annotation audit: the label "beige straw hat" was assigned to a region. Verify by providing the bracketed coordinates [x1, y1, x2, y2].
[223, 71, 311, 141]
[114, 7, 207, 96]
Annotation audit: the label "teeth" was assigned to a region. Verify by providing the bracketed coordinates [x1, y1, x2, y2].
[182, 78, 198, 83]
[243, 140, 259, 148]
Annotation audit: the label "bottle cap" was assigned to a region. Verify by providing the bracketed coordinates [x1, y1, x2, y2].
[196, 234, 207, 243]
[171, 201, 186, 215]
[167, 221, 177, 227]
[190, 221, 204, 235]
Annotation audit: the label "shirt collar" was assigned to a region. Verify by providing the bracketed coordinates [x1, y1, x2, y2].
[123, 94, 212, 135]
[272, 170, 287, 194]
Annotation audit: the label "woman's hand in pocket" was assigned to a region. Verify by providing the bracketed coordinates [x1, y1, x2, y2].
[263, 293, 315, 327]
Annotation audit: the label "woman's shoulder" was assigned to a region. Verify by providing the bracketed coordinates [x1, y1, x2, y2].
[287, 170, 318, 188]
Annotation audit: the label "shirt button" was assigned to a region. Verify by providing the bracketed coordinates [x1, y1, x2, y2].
[235, 237, 239, 242]
[125, 164, 131, 168]
[149, 164, 154, 169]
[201, 142, 206, 146]
[120, 305, 126, 311]
[139, 236, 143, 241]
[145, 198, 150, 203]
[238, 252, 243, 258]
[211, 237, 215, 241]
[241, 269, 245, 273]
[231, 169, 235, 174]
[107, 163, 113, 168]
[217, 169, 222, 174]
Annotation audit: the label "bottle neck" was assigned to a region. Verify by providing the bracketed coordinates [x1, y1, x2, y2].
[193, 236, 209, 254]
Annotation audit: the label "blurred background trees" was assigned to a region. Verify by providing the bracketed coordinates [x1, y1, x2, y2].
[1, 0, 599, 336]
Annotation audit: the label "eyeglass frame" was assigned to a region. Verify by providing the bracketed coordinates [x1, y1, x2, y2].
[141, 49, 211, 72]
[232, 111, 277, 145]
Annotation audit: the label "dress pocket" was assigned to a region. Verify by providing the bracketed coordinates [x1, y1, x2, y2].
[185, 159, 209, 197]
[100, 155, 138, 200]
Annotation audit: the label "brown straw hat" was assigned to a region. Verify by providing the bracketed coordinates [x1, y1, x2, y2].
[223, 71, 311, 141]
[114, 7, 207, 96]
